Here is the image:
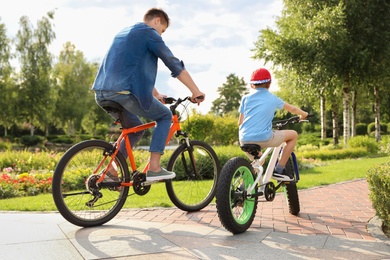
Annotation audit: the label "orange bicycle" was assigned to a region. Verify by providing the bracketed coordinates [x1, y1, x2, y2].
[52, 96, 220, 227]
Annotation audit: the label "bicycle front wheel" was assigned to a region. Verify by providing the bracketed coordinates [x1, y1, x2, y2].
[283, 157, 300, 215]
[52, 140, 130, 227]
[166, 140, 220, 212]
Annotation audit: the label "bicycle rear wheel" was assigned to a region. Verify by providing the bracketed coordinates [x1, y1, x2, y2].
[52, 140, 130, 227]
[165, 140, 220, 212]
[216, 157, 258, 234]
[283, 157, 300, 215]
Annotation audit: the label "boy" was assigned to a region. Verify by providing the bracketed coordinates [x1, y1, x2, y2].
[238, 68, 308, 181]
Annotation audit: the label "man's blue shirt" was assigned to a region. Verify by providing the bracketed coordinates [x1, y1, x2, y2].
[239, 88, 285, 142]
[92, 22, 185, 110]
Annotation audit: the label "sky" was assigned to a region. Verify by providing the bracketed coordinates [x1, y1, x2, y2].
[1, 0, 283, 114]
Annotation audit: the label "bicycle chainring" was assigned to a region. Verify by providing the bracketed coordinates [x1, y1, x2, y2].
[132, 172, 150, 195]
[264, 182, 276, 201]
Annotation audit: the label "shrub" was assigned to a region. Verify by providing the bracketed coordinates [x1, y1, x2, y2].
[347, 135, 378, 154]
[367, 122, 388, 135]
[297, 132, 330, 147]
[20, 135, 44, 146]
[366, 161, 390, 226]
[296, 147, 368, 160]
[379, 136, 390, 155]
[355, 123, 367, 135]
[213, 145, 248, 168]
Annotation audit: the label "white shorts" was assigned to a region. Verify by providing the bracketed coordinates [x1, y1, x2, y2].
[240, 131, 285, 160]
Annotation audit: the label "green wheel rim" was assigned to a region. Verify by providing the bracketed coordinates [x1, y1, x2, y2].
[230, 166, 255, 224]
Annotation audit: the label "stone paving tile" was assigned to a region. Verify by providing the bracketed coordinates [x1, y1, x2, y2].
[117, 179, 378, 240]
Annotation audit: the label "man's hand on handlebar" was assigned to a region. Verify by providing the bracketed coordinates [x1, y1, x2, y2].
[190, 93, 205, 105]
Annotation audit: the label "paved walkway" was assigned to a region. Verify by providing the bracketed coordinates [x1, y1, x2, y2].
[116, 178, 379, 240]
[0, 178, 389, 259]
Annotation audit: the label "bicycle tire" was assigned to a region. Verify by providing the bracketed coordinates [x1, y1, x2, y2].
[165, 140, 220, 212]
[216, 157, 258, 234]
[52, 140, 130, 227]
[283, 157, 300, 215]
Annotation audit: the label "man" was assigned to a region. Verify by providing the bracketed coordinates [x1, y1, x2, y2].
[92, 8, 205, 181]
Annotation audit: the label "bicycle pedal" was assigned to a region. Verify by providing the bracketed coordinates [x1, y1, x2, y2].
[142, 180, 159, 186]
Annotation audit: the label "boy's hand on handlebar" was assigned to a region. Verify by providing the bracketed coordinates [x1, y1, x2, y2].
[299, 112, 309, 121]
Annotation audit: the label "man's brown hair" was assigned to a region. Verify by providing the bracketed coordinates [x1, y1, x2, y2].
[143, 8, 170, 27]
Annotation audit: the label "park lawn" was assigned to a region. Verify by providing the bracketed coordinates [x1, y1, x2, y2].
[296, 156, 389, 189]
[0, 156, 388, 211]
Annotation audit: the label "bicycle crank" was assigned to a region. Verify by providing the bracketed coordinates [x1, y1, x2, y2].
[132, 172, 151, 195]
[264, 182, 276, 201]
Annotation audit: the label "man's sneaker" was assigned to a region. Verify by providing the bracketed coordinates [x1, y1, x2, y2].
[146, 167, 176, 181]
[272, 169, 294, 181]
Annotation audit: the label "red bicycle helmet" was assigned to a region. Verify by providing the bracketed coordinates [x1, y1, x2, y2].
[249, 68, 271, 84]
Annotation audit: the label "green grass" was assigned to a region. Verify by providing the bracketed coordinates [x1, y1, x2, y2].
[0, 156, 388, 211]
[297, 156, 389, 189]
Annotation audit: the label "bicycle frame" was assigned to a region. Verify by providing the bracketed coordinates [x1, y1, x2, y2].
[244, 143, 301, 200]
[96, 112, 184, 187]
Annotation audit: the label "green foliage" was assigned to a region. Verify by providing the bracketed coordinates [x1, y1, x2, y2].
[366, 161, 390, 226]
[296, 147, 368, 160]
[347, 135, 378, 153]
[355, 123, 367, 135]
[367, 122, 388, 135]
[20, 135, 45, 146]
[210, 73, 248, 116]
[213, 145, 248, 167]
[209, 116, 239, 145]
[379, 135, 390, 155]
[182, 113, 214, 141]
[297, 132, 330, 147]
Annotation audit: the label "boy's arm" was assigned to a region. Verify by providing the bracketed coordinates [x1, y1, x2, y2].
[238, 113, 244, 126]
[283, 103, 308, 119]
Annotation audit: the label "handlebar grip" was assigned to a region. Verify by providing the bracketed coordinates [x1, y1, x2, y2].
[163, 97, 176, 104]
[190, 95, 204, 104]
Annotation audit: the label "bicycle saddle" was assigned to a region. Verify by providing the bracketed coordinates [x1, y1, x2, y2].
[240, 144, 262, 159]
[99, 100, 127, 126]
[99, 100, 125, 114]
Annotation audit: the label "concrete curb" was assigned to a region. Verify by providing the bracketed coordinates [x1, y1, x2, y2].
[368, 216, 390, 246]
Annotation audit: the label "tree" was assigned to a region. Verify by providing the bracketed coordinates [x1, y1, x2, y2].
[53, 42, 97, 136]
[210, 73, 248, 116]
[344, 0, 390, 141]
[252, 0, 390, 146]
[253, 0, 348, 145]
[14, 11, 56, 136]
[0, 19, 17, 136]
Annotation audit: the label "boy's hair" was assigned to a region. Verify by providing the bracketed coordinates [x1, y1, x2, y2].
[252, 82, 271, 89]
[143, 8, 170, 27]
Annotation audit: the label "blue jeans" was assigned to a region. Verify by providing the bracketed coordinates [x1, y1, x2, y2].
[95, 91, 172, 156]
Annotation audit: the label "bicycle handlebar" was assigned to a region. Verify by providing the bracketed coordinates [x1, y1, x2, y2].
[163, 96, 204, 114]
[272, 114, 314, 129]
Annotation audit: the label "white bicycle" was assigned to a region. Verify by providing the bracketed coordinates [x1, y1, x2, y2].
[216, 116, 311, 234]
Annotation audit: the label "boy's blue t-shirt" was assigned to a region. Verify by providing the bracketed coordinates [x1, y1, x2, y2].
[239, 88, 285, 142]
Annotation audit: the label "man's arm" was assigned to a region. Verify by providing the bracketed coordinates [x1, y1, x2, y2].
[177, 70, 205, 103]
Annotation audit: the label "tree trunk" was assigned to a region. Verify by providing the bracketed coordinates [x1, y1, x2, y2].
[342, 76, 351, 146]
[331, 101, 339, 145]
[374, 85, 381, 141]
[30, 123, 35, 136]
[351, 90, 357, 137]
[320, 94, 327, 140]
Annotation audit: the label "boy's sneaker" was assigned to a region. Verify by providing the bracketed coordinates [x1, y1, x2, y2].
[146, 167, 176, 181]
[272, 169, 294, 182]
